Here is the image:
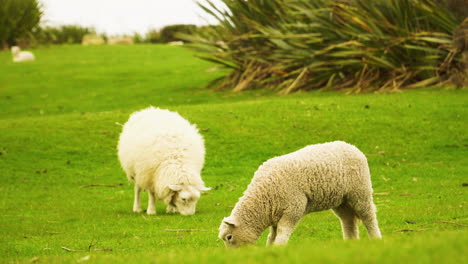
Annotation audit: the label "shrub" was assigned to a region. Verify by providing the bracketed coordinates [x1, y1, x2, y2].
[191, 25, 226, 41]
[32, 25, 96, 45]
[160, 24, 197, 43]
[141, 25, 212, 44]
[132, 32, 145, 44]
[441, 0, 468, 20]
[186, 0, 463, 93]
[0, 0, 42, 48]
[145, 29, 162, 44]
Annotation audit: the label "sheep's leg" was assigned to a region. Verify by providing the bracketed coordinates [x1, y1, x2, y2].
[349, 198, 382, 239]
[332, 203, 360, 239]
[273, 198, 306, 246]
[133, 185, 142, 213]
[147, 191, 156, 215]
[266, 225, 277, 246]
[358, 209, 381, 239]
[273, 215, 301, 245]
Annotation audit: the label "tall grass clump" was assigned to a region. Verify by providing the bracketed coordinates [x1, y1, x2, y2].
[185, 0, 463, 93]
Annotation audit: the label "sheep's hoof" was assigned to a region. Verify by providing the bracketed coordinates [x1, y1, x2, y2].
[146, 210, 156, 215]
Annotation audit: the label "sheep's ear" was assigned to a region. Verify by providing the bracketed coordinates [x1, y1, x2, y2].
[223, 216, 239, 227]
[168, 184, 183, 192]
[198, 186, 211, 192]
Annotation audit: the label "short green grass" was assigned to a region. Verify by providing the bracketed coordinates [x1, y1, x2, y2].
[0, 45, 466, 263]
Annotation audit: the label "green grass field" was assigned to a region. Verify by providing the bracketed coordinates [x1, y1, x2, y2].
[0, 45, 467, 263]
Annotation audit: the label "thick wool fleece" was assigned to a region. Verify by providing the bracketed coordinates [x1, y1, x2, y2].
[118, 107, 206, 208]
[220, 141, 382, 247]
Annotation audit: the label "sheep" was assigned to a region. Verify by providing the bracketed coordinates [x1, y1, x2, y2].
[219, 141, 382, 247]
[81, 34, 105, 45]
[117, 107, 210, 216]
[168, 41, 184, 46]
[11, 46, 35, 62]
[108, 36, 134, 45]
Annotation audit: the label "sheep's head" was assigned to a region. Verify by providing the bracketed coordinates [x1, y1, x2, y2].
[11, 46, 20, 55]
[166, 184, 210, 215]
[218, 216, 257, 248]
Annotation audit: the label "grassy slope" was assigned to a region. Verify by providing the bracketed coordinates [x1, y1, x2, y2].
[0, 45, 466, 263]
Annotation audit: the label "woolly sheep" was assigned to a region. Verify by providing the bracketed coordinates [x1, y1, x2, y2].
[11, 46, 35, 62]
[219, 141, 382, 247]
[168, 41, 184, 46]
[81, 34, 105, 45]
[117, 107, 210, 216]
[108, 36, 134, 45]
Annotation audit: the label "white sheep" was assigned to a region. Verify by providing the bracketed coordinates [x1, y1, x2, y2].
[117, 107, 210, 215]
[11, 46, 35, 62]
[219, 141, 382, 247]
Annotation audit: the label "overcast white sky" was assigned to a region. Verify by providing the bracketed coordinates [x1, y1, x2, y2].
[39, 0, 225, 35]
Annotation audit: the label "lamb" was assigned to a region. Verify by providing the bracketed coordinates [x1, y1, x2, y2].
[11, 46, 35, 62]
[117, 107, 210, 216]
[219, 141, 382, 247]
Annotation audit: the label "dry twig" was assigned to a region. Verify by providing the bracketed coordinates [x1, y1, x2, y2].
[61, 246, 112, 252]
[80, 183, 123, 188]
[394, 228, 428, 232]
[164, 229, 208, 232]
[374, 192, 390, 196]
[417, 221, 468, 227]
[394, 220, 468, 233]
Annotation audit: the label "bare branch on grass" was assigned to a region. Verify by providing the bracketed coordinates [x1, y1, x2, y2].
[164, 229, 208, 232]
[80, 183, 123, 188]
[394, 228, 429, 232]
[374, 192, 390, 196]
[417, 221, 468, 227]
[395, 220, 468, 232]
[61, 246, 112, 252]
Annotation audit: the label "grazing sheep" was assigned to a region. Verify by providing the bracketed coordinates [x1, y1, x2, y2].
[108, 36, 134, 45]
[81, 34, 105, 45]
[11, 46, 35, 62]
[168, 41, 184, 46]
[219, 141, 382, 247]
[117, 107, 210, 215]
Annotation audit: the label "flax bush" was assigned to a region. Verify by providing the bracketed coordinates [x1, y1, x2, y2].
[184, 0, 463, 93]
